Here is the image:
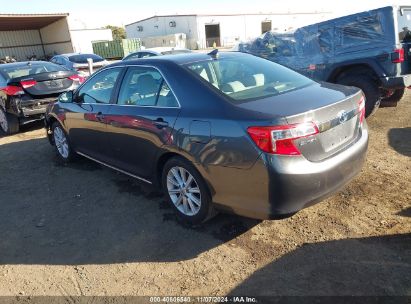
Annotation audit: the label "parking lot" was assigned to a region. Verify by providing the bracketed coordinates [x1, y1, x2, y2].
[0, 93, 410, 296]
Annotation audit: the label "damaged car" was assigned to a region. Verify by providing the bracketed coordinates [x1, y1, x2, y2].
[0, 61, 84, 135]
[238, 6, 411, 117]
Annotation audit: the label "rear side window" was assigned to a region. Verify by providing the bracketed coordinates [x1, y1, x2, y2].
[69, 54, 104, 63]
[0, 62, 67, 79]
[117, 66, 178, 107]
[77, 68, 121, 104]
[338, 15, 384, 46]
[184, 54, 313, 103]
[398, 8, 411, 42]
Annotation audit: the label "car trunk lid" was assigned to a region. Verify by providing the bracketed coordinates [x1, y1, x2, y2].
[239, 82, 364, 161]
[9, 70, 75, 97]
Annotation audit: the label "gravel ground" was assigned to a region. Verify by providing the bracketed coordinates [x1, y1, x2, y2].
[0, 93, 410, 297]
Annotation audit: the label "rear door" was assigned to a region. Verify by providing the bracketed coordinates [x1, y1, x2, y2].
[105, 65, 181, 179]
[66, 67, 123, 162]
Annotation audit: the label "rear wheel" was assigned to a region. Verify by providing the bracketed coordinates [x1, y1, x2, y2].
[337, 75, 381, 117]
[380, 88, 405, 107]
[162, 157, 215, 225]
[0, 107, 19, 135]
[52, 122, 76, 163]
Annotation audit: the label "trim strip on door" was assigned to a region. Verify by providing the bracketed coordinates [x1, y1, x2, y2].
[77, 151, 153, 185]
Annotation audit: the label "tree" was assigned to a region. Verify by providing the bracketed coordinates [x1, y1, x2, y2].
[104, 25, 126, 40]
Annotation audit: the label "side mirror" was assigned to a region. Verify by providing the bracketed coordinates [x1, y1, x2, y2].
[59, 91, 74, 103]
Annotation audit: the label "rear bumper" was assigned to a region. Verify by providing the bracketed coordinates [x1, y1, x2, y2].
[380, 75, 411, 89]
[13, 97, 57, 117]
[210, 124, 369, 220]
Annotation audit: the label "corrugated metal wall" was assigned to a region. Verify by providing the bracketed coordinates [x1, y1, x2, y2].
[0, 17, 74, 61]
[0, 30, 44, 61]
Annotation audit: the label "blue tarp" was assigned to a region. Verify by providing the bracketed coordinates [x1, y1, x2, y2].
[238, 6, 398, 80]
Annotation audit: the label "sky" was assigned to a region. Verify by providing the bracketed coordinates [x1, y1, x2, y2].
[0, 0, 405, 28]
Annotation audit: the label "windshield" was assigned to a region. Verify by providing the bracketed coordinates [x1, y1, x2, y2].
[397, 8, 411, 42]
[69, 54, 104, 63]
[184, 54, 313, 102]
[0, 62, 67, 79]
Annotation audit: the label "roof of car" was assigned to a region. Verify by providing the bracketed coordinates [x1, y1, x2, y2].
[0, 61, 51, 68]
[126, 47, 191, 57]
[117, 51, 246, 66]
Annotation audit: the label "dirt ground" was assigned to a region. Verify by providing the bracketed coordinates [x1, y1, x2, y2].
[0, 94, 410, 297]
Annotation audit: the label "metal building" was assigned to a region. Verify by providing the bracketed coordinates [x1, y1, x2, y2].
[125, 12, 332, 49]
[0, 13, 74, 61]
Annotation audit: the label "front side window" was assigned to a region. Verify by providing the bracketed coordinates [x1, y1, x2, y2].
[77, 68, 121, 104]
[117, 66, 178, 107]
[184, 54, 313, 103]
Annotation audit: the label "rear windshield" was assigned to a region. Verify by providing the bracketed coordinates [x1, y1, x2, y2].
[161, 50, 191, 55]
[184, 54, 313, 102]
[69, 54, 104, 63]
[398, 8, 411, 42]
[0, 62, 66, 80]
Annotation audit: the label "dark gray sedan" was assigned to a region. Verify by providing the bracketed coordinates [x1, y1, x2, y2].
[45, 52, 368, 224]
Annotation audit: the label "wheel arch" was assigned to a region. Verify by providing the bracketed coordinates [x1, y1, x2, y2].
[327, 63, 382, 84]
[155, 151, 189, 189]
[45, 114, 66, 145]
[155, 151, 215, 197]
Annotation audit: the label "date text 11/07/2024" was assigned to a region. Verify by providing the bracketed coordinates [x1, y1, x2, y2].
[149, 296, 258, 303]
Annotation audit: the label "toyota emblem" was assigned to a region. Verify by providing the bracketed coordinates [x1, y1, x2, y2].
[337, 110, 349, 124]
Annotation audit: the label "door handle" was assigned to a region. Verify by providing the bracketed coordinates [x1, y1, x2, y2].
[153, 118, 169, 129]
[95, 112, 105, 122]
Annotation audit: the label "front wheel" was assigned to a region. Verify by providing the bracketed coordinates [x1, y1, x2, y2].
[337, 75, 381, 117]
[162, 157, 215, 225]
[52, 122, 76, 163]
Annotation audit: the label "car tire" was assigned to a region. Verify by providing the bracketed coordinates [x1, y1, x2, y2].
[162, 156, 215, 225]
[0, 107, 19, 135]
[337, 75, 381, 117]
[51, 121, 76, 163]
[380, 88, 405, 107]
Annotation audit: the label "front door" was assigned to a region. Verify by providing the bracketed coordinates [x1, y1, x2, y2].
[105, 66, 181, 180]
[66, 67, 123, 162]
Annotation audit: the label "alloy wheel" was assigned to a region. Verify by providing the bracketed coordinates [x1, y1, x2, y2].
[53, 126, 69, 159]
[166, 166, 201, 216]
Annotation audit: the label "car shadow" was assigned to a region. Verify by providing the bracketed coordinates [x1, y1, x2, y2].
[388, 127, 411, 157]
[0, 120, 44, 138]
[0, 137, 259, 265]
[397, 207, 411, 218]
[229, 233, 411, 296]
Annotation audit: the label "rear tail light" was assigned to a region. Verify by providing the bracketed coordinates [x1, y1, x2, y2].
[247, 122, 319, 155]
[20, 79, 37, 89]
[1, 86, 24, 96]
[391, 48, 404, 63]
[358, 94, 365, 125]
[68, 74, 85, 84]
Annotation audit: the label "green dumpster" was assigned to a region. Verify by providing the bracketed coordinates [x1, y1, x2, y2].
[92, 38, 141, 59]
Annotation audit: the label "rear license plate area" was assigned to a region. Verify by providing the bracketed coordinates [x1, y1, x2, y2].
[45, 79, 64, 88]
[321, 118, 356, 152]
